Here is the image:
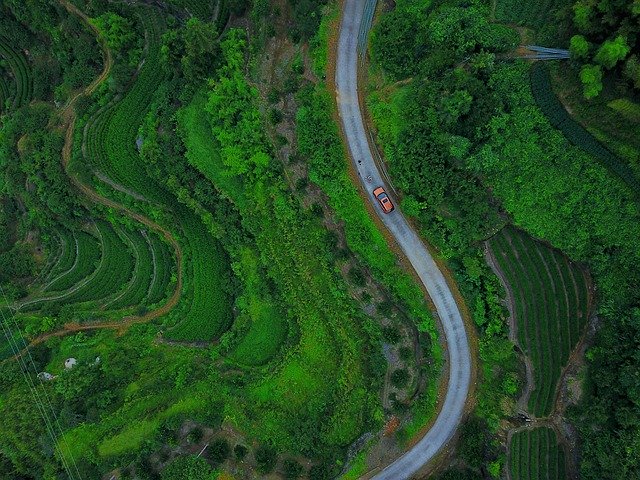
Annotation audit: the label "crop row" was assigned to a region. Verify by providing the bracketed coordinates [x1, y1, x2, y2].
[165, 209, 234, 341]
[86, 11, 168, 204]
[494, 0, 556, 30]
[510, 427, 566, 480]
[106, 229, 172, 310]
[530, 63, 640, 195]
[42, 230, 101, 293]
[0, 35, 33, 109]
[489, 227, 588, 417]
[0, 74, 9, 111]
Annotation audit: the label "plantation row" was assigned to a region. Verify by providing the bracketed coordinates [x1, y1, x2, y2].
[177, 92, 289, 361]
[495, 0, 559, 29]
[489, 226, 589, 417]
[0, 35, 33, 109]
[510, 427, 566, 480]
[165, 208, 234, 341]
[530, 63, 640, 196]
[0, 74, 9, 112]
[80, 9, 235, 341]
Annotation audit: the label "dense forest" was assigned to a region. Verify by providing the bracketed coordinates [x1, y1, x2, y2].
[0, 0, 639, 478]
[369, 0, 640, 478]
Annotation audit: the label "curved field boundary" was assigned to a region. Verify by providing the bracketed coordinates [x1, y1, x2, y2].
[0, 74, 10, 110]
[488, 227, 589, 418]
[530, 63, 640, 197]
[41, 230, 100, 293]
[0, 35, 33, 108]
[1, 0, 185, 363]
[509, 426, 567, 480]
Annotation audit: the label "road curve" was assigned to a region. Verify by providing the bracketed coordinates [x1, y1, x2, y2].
[334, 0, 473, 478]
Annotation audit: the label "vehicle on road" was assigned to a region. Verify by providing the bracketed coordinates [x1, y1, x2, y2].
[373, 186, 394, 213]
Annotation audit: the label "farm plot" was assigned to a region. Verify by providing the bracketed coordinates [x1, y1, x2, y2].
[165, 210, 234, 342]
[530, 63, 640, 195]
[0, 74, 9, 111]
[488, 226, 589, 417]
[145, 233, 174, 305]
[105, 229, 172, 310]
[84, 11, 168, 204]
[0, 35, 33, 109]
[41, 230, 101, 293]
[22, 222, 135, 312]
[510, 427, 566, 480]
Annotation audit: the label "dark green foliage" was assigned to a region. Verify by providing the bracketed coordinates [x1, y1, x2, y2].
[208, 438, 230, 465]
[347, 266, 366, 287]
[390, 369, 410, 388]
[160, 455, 213, 480]
[382, 325, 401, 344]
[234, 444, 248, 460]
[255, 446, 277, 474]
[288, 0, 327, 42]
[530, 63, 640, 195]
[572, 307, 640, 480]
[283, 458, 303, 479]
[309, 463, 332, 480]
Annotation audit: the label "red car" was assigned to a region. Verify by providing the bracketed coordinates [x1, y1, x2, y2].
[373, 186, 394, 213]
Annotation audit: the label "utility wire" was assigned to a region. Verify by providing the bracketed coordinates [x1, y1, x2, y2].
[0, 284, 83, 480]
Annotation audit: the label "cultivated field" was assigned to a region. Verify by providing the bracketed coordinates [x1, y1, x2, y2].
[0, 35, 33, 109]
[510, 427, 567, 480]
[488, 226, 589, 417]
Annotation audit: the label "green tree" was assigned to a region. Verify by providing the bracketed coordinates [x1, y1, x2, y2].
[390, 369, 410, 388]
[255, 446, 277, 474]
[580, 64, 603, 99]
[570, 35, 590, 59]
[594, 36, 630, 70]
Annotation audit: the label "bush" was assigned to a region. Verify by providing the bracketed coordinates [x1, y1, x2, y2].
[382, 325, 401, 344]
[208, 438, 230, 465]
[234, 444, 248, 460]
[347, 266, 366, 287]
[309, 463, 331, 480]
[390, 369, 410, 388]
[255, 446, 277, 474]
[283, 458, 303, 479]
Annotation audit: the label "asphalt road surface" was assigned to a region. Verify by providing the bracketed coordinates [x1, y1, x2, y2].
[334, 0, 473, 478]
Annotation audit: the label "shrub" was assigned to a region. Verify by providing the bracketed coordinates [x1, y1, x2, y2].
[390, 369, 410, 388]
[382, 325, 401, 344]
[255, 446, 277, 474]
[283, 458, 303, 479]
[234, 443, 248, 460]
[208, 438, 230, 465]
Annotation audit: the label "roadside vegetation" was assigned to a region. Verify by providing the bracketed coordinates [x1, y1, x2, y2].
[367, 0, 640, 478]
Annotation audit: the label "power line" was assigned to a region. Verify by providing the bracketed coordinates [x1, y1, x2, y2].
[0, 284, 83, 480]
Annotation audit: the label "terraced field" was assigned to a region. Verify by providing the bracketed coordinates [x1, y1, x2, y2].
[78, 8, 235, 341]
[0, 35, 33, 109]
[488, 226, 589, 417]
[510, 427, 567, 480]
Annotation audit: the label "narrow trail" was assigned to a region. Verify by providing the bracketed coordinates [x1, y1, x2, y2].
[6, 0, 184, 360]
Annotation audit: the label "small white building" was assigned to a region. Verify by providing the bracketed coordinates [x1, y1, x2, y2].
[64, 358, 77, 370]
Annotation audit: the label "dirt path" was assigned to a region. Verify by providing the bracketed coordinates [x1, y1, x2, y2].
[6, 0, 184, 361]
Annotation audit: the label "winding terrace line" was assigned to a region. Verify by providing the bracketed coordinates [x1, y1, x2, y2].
[334, 0, 472, 477]
[6, 0, 184, 360]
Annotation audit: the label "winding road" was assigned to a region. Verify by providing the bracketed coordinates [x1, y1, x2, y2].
[334, 0, 473, 477]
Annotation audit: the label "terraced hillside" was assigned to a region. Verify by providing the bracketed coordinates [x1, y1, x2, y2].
[488, 226, 590, 417]
[0, 35, 33, 109]
[509, 427, 567, 480]
[77, 8, 235, 342]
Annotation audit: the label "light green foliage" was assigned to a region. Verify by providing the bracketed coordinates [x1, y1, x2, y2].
[579, 64, 603, 99]
[569, 35, 589, 59]
[509, 427, 566, 480]
[91, 13, 135, 52]
[594, 35, 630, 70]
